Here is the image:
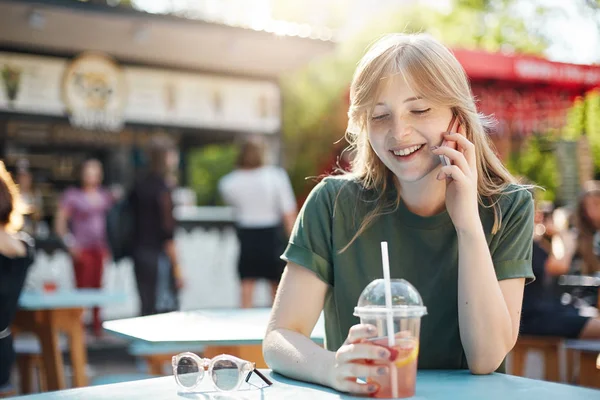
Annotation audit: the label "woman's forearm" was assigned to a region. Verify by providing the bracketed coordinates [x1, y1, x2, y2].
[263, 328, 336, 388]
[456, 224, 515, 374]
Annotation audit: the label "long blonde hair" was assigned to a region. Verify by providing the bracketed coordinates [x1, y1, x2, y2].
[341, 33, 521, 251]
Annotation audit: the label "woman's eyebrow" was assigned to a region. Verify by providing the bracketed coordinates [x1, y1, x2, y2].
[374, 96, 422, 108]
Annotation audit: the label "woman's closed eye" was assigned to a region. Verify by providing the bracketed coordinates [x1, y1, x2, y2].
[371, 107, 431, 122]
[371, 113, 390, 121]
[411, 108, 431, 116]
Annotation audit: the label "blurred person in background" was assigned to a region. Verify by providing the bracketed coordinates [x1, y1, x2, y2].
[521, 201, 600, 339]
[15, 160, 43, 237]
[218, 138, 297, 308]
[575, 181, 600, 275]
[0, 161, 35, 394]
[55, 159, 113, 336]
[130, 137, 182, 316]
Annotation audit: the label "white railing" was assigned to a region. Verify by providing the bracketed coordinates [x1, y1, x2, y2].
[24, 226, 274, 321]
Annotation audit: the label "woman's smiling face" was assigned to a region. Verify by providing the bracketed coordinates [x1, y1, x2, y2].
[367, 75, 454, 185]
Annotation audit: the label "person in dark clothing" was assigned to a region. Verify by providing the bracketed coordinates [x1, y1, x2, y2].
[521, 205, 600, 338]
[575, 180, 600, 275]
[0, 161, 35, 390]
[130, 137, 183, 316]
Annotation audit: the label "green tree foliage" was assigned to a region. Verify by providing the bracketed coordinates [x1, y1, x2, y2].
[186, 144, 239, 205]
[562, 90, 600, 174]
[506, 135, 558, 202]
[585, 90, 600, 175]
[563, 97, 585, 141]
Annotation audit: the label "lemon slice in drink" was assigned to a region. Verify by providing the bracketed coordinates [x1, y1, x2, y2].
[394, 339, 419, 368]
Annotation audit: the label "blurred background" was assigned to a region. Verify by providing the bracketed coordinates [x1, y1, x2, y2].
[2, 0, 600, 395]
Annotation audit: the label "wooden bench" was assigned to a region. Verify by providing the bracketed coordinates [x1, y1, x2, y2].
[564, 339, 600, 388]
[13, 333, 69, 393]
[510, 336, 562, 381]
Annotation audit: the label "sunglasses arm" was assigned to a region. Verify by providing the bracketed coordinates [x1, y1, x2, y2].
[245, 368, 273, 386]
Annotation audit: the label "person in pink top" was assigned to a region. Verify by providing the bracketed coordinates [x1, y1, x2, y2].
[55, 159, 113, 336]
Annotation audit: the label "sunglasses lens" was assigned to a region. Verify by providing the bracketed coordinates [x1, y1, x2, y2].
[176, 356, 202, 388]
[211, 359, 240, 391]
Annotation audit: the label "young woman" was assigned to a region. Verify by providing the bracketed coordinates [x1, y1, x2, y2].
[219, 139, 297, 308]
[575, 181, 600, 275]
[0, 161, 34, 392]
[129, 137, 183, 316]
[55, 159, 113, 336]
[263, 33, 535, 396]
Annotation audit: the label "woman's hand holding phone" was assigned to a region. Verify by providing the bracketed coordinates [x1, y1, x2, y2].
[431, 114, 480, 233]
[438, 114, 458, 168]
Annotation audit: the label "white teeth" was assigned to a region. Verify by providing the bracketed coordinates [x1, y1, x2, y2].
[393, 144, 422, 156]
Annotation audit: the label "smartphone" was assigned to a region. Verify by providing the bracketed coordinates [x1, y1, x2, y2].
[439, 114, 459, 167]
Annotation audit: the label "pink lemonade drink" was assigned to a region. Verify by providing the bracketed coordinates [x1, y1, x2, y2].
[354, 279, 427, 399]
[365, 335, 419, 398]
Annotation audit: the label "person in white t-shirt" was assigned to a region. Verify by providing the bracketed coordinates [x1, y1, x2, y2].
[219, 139, 297, 308]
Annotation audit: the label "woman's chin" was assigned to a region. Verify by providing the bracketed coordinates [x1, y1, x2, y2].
[391, 165, 440, 185]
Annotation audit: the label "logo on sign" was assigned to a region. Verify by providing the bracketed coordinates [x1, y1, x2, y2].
[62, 52, 126, 132]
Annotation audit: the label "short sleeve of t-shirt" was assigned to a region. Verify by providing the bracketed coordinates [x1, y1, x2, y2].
[489, 188, 535, 283]
[281, 178, 337, 286]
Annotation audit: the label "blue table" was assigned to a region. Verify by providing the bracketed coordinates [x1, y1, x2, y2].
[14, 289, 127, 392]
[19, 289, 127, 310]
[10, 370, 600, 399]
[103, 308, 324, 373]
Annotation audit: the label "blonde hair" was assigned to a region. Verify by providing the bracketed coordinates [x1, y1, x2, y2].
[0, 161, 25, 233]
[341, 33, 522, 251]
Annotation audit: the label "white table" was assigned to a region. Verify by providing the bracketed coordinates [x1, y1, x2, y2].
[103, 308, 324, 372]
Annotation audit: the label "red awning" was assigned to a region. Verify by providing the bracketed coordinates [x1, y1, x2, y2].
[453, 48, 600, 89]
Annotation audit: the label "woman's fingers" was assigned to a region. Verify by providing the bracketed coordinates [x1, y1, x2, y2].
[339, 363, 389, 379]
[334, 378, 379, 396]
[432, 145, 470, 176]
[334, 324, 399, 396]
[336, 342, 392, 363]
[437, 165, 466, 183]
[443, 132, 476, 170]
[345, 324, 377, 344]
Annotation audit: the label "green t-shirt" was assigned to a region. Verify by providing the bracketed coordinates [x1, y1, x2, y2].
[282, 176, 534, 370]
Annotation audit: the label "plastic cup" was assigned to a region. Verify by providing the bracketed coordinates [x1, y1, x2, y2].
[354, 279, 427, 398]
[43, 280, 58, 293]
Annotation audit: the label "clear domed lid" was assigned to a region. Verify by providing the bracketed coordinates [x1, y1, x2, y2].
[353, 279, 427, 318]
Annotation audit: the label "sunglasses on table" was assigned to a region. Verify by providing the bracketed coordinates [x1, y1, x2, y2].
[172, 352, 273, 392]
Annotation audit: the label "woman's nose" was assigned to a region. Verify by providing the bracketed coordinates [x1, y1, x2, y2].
[391, 118, 414, 139]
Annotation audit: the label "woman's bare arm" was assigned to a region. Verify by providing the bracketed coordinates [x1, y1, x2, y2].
[263, 262, 336, 387]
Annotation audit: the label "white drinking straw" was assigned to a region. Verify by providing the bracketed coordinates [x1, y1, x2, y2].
[380, 241, 399, 398]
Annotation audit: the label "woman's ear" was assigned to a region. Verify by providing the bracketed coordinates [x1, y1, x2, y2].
[454, 113, 466, 136]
